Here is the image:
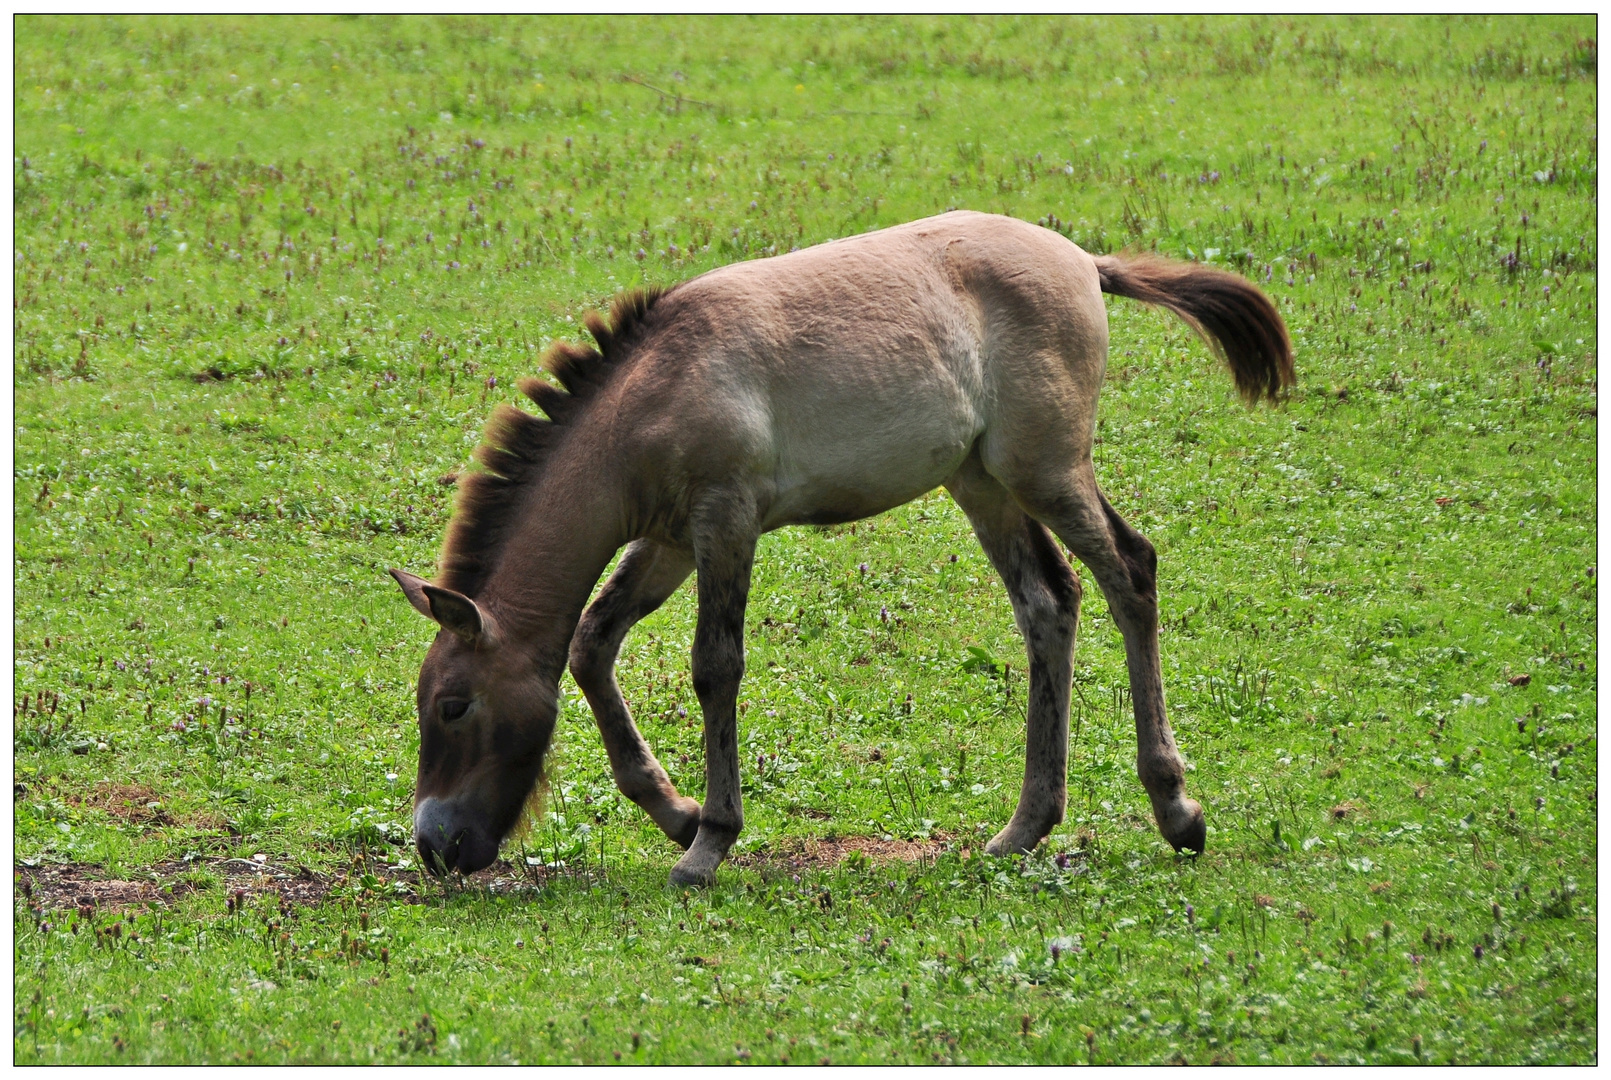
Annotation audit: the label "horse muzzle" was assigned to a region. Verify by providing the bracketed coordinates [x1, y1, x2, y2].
[414, 797, 499, 875]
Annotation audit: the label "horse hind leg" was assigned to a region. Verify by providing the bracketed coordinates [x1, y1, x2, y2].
[1017, 468, 1207, 854]
[569, 539, 702, 849]
[946, 456, 1082, 856]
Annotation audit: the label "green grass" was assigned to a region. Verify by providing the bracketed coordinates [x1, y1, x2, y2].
[13, 14, 1597, 1064]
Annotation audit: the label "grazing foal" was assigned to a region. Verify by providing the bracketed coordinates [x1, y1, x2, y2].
[391, 210, 1292, 884]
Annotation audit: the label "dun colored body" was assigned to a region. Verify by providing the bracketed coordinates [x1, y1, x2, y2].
[391, 210, 1293, 884]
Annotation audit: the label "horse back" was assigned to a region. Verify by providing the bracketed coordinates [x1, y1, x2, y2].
[608, 212, 1110, 530]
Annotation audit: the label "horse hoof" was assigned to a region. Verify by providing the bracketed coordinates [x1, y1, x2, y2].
[984, 823, 1047, 857]
[667, 862, 717, 888]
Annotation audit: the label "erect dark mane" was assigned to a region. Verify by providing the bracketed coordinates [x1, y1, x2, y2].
[435, 287, 667, 596]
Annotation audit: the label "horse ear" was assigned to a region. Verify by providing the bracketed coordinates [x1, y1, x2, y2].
[422, 584, 495, 646]
[389, 569, 497, 645]
[389, 568, 435, 620]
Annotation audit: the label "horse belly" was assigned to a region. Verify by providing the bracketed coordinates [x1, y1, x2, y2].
[762, 399, 977, 530]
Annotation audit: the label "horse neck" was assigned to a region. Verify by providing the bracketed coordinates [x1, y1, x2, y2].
[479, 452, 630, 682]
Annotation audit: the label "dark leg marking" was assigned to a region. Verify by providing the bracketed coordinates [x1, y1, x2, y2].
[1022, 473, 1206, 855]
[947, 457, 1082, 856]
[669, 491, 758, 886]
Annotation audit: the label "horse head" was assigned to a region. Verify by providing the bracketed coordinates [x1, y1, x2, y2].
[390, 568, 555, 875]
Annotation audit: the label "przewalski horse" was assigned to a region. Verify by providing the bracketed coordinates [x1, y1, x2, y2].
[390, 210, 1293, 885]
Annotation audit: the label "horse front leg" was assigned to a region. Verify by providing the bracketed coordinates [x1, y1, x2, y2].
[569, 539, 702, 848]
[669, 497, 758, 887]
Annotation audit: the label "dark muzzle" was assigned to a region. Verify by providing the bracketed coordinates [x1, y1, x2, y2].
[414, 798, 499, 875]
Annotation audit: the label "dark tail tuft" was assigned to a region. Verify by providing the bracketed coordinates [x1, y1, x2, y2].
[1095, 254, 1294, 404]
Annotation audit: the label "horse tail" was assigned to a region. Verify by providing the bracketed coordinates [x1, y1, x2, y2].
[1094, 253, 1294, 404]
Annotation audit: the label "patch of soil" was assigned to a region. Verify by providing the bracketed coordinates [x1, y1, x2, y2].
[64, 783, 169, 826]
[14, 855, 593, 915]
[32, 780, 226, 832]
[14, 835, 958, 915]
[16, 857, 413, 915]
[733, 834, 954, 873]
[1329, 801, 1359, 820]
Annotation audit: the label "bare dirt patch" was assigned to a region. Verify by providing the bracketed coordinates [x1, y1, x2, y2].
[732, 835, 954, 873]
[16, 857, 419, 915]
[30, 780, 227, 832]
[1329, 800, 1366, 820]
[65, 783, 170, 826]
[15, 836, 958, 915]
[15, 855, 602, 915]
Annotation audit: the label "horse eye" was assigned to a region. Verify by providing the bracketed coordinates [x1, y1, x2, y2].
[439, 699, 470, 723]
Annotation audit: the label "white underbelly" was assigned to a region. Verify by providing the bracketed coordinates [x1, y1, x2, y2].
[761, 410, 978, 529]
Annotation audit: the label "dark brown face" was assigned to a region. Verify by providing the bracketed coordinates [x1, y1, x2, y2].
[390, 569, 556, 875]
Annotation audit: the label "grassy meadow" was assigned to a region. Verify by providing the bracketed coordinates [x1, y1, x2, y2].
[12, 15, 1598, 1064]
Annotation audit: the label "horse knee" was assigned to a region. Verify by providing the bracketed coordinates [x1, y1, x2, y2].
[1137, 750, 1185, 796]
[691, 645, 744, 702]
[567, 620, 615, 694]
